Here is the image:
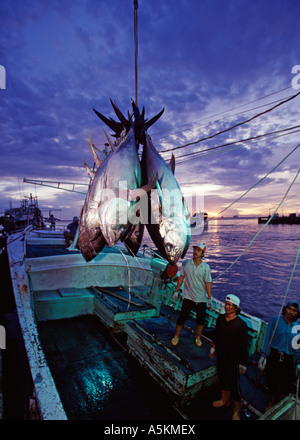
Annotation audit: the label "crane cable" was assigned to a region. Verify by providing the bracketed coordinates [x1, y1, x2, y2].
[161, 90, 300, 153]
[134, 0, 139, 107]
[214, 167, 300, 281]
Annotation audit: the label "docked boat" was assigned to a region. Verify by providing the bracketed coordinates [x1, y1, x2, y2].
[5, 226, 295, 420]
[258, 212, 300, 224]
[0, 194, 45, 234]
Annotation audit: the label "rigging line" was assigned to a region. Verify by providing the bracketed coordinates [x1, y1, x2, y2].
[163, 124, 300, 160]
[207, 143, 300, 222]
[262, 241, 300, 367]
[175, 129, 300, 165]
[155, 94, 293, 143]
[152, 85, 294, 141]
[117, 247, 132, 312]
[214, 167, 300, 281]
[160, 90, 300, 153]
[175, 130, 300, 166]
[176, 131, 300, 166]
[134, 0, 139, 106]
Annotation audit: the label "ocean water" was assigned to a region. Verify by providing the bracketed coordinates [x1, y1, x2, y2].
[145, 218, 300, 323]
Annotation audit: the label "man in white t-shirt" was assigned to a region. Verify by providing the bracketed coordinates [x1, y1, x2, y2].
[171, 243, 212, 347]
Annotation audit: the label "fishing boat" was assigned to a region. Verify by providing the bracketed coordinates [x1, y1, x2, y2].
[0, 194, 45, 234]
[258, 212, 300, 225]
[5, 225, 297, 420]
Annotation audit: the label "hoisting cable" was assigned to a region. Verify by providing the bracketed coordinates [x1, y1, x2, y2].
[153, 85, 294, 142]
[171, 125, 300, 162]
[207, 143, 300, 223]
[214, 167, 300, 280]
[134, 0, 139, 106]
[162, 90, 300, 153]
[296, 376, 300, 420]
[262, 242, 300, 368]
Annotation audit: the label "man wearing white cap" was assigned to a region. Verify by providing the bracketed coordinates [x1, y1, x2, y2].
[171, 243, 212, 347]
[209, 294, 248, 420]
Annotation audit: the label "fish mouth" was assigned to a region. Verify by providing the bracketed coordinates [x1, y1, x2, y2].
[164, 242, 181, 264]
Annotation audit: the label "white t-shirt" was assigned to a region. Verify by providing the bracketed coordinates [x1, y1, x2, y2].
[180, 259, 212, 303]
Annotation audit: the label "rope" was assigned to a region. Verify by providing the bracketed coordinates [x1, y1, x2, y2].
[117, 246, 132, 312]
[162, 90, 300, 153]
[134, 0, 139, 106]
[172, 125, 300, 162]
[208, 143, 300, 222]
[262, 241, 300, 360]
[296, 376, 300, 420]
[214, 167, 300, 280]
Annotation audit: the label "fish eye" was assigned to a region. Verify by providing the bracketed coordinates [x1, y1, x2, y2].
[165, 243, 173, 253]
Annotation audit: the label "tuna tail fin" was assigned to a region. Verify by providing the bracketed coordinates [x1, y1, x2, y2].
[110, 99, 131, 132]
[88, 128, 102, 168]
[145, 107, 165, 130]
[168, 154, 175, 174]
[83, 158, 96, 180]
[93, 108, 123, 138]
[131, 99, 164, 129]
[103, 129, 116, 152]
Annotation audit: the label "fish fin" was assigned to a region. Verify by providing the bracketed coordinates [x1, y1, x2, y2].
[88, 128, 102, 168]
[103, 129, 116, 152]
[121, 220, 144, 256]
[110, 99, 131, 131]
[168, 154, 175, 174]
[83, 158, 95, 180]
[145, 107, 165, 130]
[127, 175, 157, 202]
[155, 179, 167, 216]
[93, 108, 123, 138]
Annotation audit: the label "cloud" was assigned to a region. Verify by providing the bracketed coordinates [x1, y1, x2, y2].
[1, 0, 300, 218]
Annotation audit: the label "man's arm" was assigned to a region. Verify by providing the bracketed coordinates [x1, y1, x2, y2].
[173, 275, 184, 301]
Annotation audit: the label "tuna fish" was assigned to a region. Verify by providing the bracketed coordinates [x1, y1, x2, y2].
[79, 101, 156, 261]
[78, 133, 109, 262]
[79, 99, 189, 264]
[141, 132, 191, 264]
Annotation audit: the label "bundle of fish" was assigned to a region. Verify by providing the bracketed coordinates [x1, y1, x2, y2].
[78, 99, 191, 266]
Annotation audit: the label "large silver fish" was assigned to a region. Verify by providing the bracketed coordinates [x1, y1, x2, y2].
[89, 100, 163, 255]
[78, 134, 109, 262]
[141, 132, 191, 264]
[97, 122, 143, 248]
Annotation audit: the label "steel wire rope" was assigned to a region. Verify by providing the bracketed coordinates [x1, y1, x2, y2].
[117, 246, 132, 312]
[213, 167, 300, 281]
[172, 125, 300, 163]
[176, 129, 300, 165]
[152, 86, 294, 141]
[261, 242, 300, 364]
[155, 95, 293, 144]
[205, 143, 300, 222]
[159, 90, 300, 153]
[134, 0, 139, 106]
[296, 376, 300, 420]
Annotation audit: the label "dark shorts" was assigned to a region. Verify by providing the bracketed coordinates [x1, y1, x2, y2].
[265, 348, 296, 396]
[217, 360, 243, 402]
[177, 298, 206, 326]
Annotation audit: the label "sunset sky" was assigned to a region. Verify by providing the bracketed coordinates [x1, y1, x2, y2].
[1, 0, 300, 220]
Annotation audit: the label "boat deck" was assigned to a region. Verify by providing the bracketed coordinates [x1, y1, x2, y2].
[37, 313, 269, 420]
[5, 233, 272, 420]
[37, 315, 181, 420]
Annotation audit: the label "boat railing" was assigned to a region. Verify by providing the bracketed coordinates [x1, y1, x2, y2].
[163, 290, 267, 357]
[142, 243, 166, 260]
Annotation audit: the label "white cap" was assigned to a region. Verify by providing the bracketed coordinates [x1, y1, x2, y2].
[193, 243, 206, 252]
[226, 294, 240, 307]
